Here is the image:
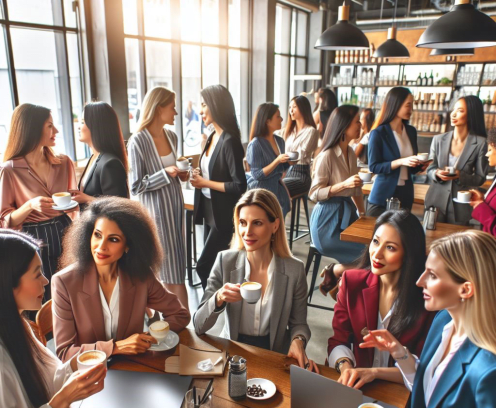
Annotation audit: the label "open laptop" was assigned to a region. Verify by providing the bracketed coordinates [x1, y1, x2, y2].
[290, 365, 399, 408]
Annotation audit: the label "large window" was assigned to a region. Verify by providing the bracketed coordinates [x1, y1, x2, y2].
[0, 0, 85, 161]
[122, 0, 251, 155]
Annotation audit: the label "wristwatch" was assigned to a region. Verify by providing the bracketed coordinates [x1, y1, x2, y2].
[335, 357, 353, 373]
[394, 346, 410, 361]
[293, 335, 307, 348]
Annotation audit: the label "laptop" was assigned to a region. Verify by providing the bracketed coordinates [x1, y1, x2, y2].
[290, 365, 399, 408]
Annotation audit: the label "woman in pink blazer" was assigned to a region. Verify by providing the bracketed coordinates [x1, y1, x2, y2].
[52, 197, 190, 362]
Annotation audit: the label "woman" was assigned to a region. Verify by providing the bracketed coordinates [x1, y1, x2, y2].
[309, 105, 365, 266]
[282, 96, 320, 198]
[351, 108, 375, 168]
[193, 189, 318, 372]
[361, 230, 496, 407]
[367, 87, 426, 216]
[313, 88, 338, 137]
[0, 104, 77, 300]
[70, 102, 129, 210]
[52, 197, 190, 362]
[246, 103, 291, 217]
[425, 96, 488, 225]
[470, 128, 496, 235]
[127, 86, 189, 307]
[328, 210, 435, 390]
[0, 230, 106, 408]
[191, 85, 247, 289]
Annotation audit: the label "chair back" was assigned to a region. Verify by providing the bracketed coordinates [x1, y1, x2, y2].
[35, 299, 53, 346]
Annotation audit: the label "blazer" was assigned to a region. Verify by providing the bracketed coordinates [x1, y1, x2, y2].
[368, 123, 420, 207]
[193, 250, 311, 354]
[193, 131, 247, 232]
[328, 269, 435, 368]
[51, 263, 191, 362]
[425, 132, 488, 223]
[78, 152, 129, 199]
[472, 181, 496, 236]
[410, 310, 496, 408]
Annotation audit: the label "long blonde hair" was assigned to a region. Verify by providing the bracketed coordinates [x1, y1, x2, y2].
[136, 86, 175, 133]
[430, 230, 496, 355]
[231, 189, 292, 258]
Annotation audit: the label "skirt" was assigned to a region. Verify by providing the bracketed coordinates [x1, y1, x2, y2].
[283, 165, 311, 198]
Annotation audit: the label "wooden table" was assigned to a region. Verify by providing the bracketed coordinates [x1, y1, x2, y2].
[110, 329, 410, 408]
[362, 183, 430, 205]
[341, 216, 472, 247]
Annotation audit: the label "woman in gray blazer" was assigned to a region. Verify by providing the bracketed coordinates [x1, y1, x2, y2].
[193, 188, 318, 372]
[425, 96, 488, 224]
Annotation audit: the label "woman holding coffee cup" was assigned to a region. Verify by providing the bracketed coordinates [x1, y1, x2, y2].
[360, 230, 496, 407]
[52, 197, 190, 362]
[193, 189, 318, 373]
[127, 86, 189, 308]
[0, 104, 78, 300]
[0, 230, 106, 408]
[425, 96, 488, 225]
[246, 103, 291, 217]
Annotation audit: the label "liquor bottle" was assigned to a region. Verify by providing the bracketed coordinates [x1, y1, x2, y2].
[428, 70, 434, 86]
[417, 73, 422, 85]
[422, 73, 428, 86]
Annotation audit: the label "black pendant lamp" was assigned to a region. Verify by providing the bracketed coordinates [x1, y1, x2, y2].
[417, 0, 496, 49]
[314, 2, 369, 50]
[374, 26, 410, 58]
[430, 48, 475, 56]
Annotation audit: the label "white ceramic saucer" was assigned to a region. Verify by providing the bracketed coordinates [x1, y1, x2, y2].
[52, 200, 78, 211]
[453, 198, 471, 205]
[149, 331, 179, 351]
[246, 378, 277, 400]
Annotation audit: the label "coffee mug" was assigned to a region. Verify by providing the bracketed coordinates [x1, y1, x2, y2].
[52, 192, 71, 207]
[358, 404, 383, 408]
[287, 151, 299, 161]
[240, 281, 262, 304]
[417, 153, 429, 161]
[445, 166, 455, 174]
[457, 191, 471, 203]
[176, 157, 189, 171]
[149, 320, 170, 344]
[77, 350, 107, 371]
[358, 171, 372, 182]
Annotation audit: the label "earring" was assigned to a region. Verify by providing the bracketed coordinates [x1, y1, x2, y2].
[271, 234, 275, 242]
[125, 248, 129, 254]
[460, 298, 465, 302]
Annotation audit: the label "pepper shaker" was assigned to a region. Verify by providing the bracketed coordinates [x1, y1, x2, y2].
[228, 355, 247, 401]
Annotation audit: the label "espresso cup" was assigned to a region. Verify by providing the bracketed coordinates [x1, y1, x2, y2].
[176, 157, 189, 171]
[240, 281, 262, 304]
[77, 350, 107, 371]
[358, 404, 384, 408]
[358, 171, 372, 182]
[287, 151, 299, 161]
[149, 320, 170, 344]
[52, 192, 71, 207]
[417, 153, 429, 161]
[457, 191, 471, 203]
[445, 166, 455, 174]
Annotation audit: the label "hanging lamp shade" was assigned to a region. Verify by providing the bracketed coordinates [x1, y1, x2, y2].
[430, 48, 475, 55]
[314, 3, 370, 50]
[417, 0, 496, 49]
[374, 27, 410, 58]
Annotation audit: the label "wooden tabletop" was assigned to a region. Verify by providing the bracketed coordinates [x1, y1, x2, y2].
[183, 188, 195, 211]
[109, 329, 410, 408]
[341, 216, 472, 247]
[362, 183, 430, 205]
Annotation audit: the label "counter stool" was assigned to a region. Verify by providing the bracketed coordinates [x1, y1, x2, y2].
[289, 193, 310, 250]
[305, 243, 333, 312]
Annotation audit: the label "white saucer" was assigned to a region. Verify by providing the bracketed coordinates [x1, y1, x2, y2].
[149, 331, 179, 351]
[246, 378, 277, 400]
[362, 181, 373, 184]
[52, 200, 78, 211]
[453, 198, 471, 205]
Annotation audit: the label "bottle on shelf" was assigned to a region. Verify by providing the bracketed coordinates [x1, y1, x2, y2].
[485, 92, 491, 113]
[491, 91, 496, 113]
[428, 70, 434, 86]
[370, 44, 375, 63]
[422, 73, 428, 86]
[417, 73, 422, 86]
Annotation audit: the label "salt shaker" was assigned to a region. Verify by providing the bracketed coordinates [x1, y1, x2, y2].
[386, 197, 401, 211]
[228, 355, 247, 401]
[424, 206, 438, 231]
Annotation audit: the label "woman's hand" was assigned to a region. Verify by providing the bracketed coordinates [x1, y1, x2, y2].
[343, 175, 363, 189]
[277, 154, 290, 164]
[469, 189, 484, 208]
[28, 196, 64, 216]
[178, 170, 189, 182]
[338, 366, 376, 389]
[190, 172, 207, 189]
[49, 364, 106, 408]
[215, 283, 242, 307]
[113, 333, 157, 355]
[287, 338, 319, 374]
[165, 166, 181, 178]
[359, 329, 405, 358]
[401, 156, 421, 168]
[69, 189, 94, 204]
[435, 169, 460, 181]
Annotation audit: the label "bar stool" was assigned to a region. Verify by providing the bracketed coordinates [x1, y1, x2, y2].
[304, 243, 334, 312]
[289, 193, 310, 250]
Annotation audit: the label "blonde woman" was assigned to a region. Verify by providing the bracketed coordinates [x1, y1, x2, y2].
[127, 87, 189, 308]
[193, 189, 318, 372]
[360, 230, 496, 407]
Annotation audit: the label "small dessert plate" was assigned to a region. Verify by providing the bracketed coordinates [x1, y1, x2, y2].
[52, 200, 78, 211]
[246, 378, 277, 400]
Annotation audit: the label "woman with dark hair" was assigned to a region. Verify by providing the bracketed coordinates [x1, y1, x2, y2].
[246, 103, 291, 217]
[367, 87, 427, 216]
[0, 229, 106, 408]
[313, 88, 338, 137]
[309, 105, 365, 274]
[328, 210, 434, 390]
[191, 85, 247, 289]
[70, 102, 129, 210]
[0, 104, 77, 300]
[282, 95, 320, 198]
[425, 96, 488, 224]
[351, 108, 375, 167]
[51, 197, 190, 362]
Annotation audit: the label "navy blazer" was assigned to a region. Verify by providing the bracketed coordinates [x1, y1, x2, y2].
[368, 123, 420, 207]
[410, 310, 496, 408]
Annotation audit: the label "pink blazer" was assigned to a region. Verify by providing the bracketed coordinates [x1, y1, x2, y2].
[52, 263, 191, 362]
[472, 184, 496, 237]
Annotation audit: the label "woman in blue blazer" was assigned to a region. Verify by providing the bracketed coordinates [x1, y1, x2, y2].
[367, 87, 427, 215]
[360, 230, 496, 408]
[246, 103, 291, 217]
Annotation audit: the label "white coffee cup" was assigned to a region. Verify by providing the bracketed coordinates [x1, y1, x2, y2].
[287, 151, 299, 161]
[77, 350, 107, 371]
[176, 157, 189, 171]
[358, 171, 373, 182]
[417, 153, 429, 161]
[240, 281, 262, 304]
[52, 192, 71, 207]
[445, 166, 455, 174]
[149, 320, 170, 344]
[457, 191, 471, 203]
[358, 404, 384, 408]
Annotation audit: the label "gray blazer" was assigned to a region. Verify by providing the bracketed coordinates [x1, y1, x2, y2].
[193, 249, 311, 354]
[425, 131, 488, 223]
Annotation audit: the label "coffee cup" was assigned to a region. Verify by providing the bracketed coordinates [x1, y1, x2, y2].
[457, 191, 471, 203]
[77, 350, 107, 371]
[176, 157, 189, 171]
[240, 281, 262, 304]
[417, 153, 429, 161]
[358, 404, 384, 408]
[287, 151, 299, 161]
[358, 171, 372, 182]
[52, 192, 71, 207]
[445, 166, 455, 174]
[149, 320, 170, 344]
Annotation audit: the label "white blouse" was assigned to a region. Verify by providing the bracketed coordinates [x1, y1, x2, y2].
[99, 277, 120, 341]
[283, 126, 320, 165]
[392, 127, 413, 186]
[200, 151, 212, 199]
[160, 152, 176, 168]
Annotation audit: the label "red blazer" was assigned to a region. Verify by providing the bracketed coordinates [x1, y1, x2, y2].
[327, 269, 435, 368]
[472, 185, 496, 237]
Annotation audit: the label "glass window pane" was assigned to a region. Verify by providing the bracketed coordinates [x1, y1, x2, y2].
[64, 0, 77, 28]
[202, 47, 219, 88]
[291, 10, 296, 55]
[145, 41, 173, 90]
[274, 55, 290, 121]
[275, 4, 291, 55]
[295, 58, 306, 95]
[181, 0, 201, 42]
[296, 11, 307, 57]
[228, 49, 241, 125]
[7, 0, 63, 26]
[0, 26, 14, 161]
[228, 0, 241, 47]
[122, 0, 139, 35]
[202, 0, 219, 44]
[125, 38, 143, 134]
[144, 0, 171, 39]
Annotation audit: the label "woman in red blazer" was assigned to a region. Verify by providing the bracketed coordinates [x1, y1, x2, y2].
[328, 210, 435, 389]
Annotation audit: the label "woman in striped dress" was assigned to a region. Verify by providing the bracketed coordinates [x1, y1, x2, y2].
[246, 103, 291, 217]
[127, 87, 189, 309]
